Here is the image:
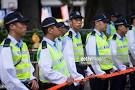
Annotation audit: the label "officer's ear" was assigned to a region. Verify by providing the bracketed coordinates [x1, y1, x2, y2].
[9, 24, 16, 30]
[48, 26, 53, 34]
[95, 21, 99, 26]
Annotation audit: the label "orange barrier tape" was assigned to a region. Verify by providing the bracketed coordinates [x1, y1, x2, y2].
[46, 74, 103, 90]
[97, 67, 135, 79]
[47, 67, 135, 90]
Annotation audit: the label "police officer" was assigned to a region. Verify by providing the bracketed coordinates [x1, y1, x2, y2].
[106, 12, 120, 37]
[37, 17, 74, 90]
[63, 11, 93, 90]
[127, 13, 135, 47]
[57, 22, 69, 37]
[109, 18, 133, 90]
[55, 22, 69, 51]
[86, 14, 116, 90]
[126, 13, 135, 90]
[0, 11, 39, 90]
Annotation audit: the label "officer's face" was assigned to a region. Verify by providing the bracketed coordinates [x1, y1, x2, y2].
[118, 25, 128, 35]
[58, 27, 67, 36]
[111, 16, 117, 22]
[96, 21, 107, 31]
[49, 25, 61, 38]
[70, 18, 82, 32]
[10, 22, 27, 37]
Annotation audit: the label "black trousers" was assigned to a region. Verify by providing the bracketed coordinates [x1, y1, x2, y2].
[75, 62, 88, 90]
[110, 74, 127, 90]
[90, 70, 111, 90]
[0, 80, 6, 90]
[39, 81, 76, 90]
[129, 72, 135, 90]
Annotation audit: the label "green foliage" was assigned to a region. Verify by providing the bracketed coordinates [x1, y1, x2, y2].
[0, 28, 43, 49]
[0, 29, 8, 43]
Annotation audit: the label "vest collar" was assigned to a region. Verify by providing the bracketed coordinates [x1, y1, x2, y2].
[69, 28, 80, 38]
[43, 37, 55, 47]
[8, 35, 23, 47]
[115, 33, 125, 41]
[94, 28, 104, 37]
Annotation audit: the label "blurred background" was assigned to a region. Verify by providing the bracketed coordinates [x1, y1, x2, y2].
[0, 0, 135, 48]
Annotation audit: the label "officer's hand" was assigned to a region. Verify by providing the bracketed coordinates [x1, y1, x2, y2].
[80, 79, 86, 85]
[29, 79, 39, 90]
[66, 77, 74, 85]
[86, 74, 95, 80]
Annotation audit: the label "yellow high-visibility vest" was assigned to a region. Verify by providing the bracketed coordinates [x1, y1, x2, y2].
[38, 41, 70, 83]
[87, 32, 113, 70]
[116, 37, 128, 64]
[65, 31, 84, 62]
[1, 40, 31, 80]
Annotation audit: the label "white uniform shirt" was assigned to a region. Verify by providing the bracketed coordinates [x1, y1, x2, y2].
[127, 25, 135, 47]
[62, 28, 93, 80]
[86, 29, 107, 74]
[126, 25, 135, 65]
[109, 33, 128, 70]
[0, 35, 36, 90]
[38, 37, 68, 84]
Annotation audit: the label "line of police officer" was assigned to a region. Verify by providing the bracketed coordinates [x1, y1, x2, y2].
[0, 11, 135, 90]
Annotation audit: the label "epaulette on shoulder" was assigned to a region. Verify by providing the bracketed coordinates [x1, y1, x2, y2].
[112, 34, 117, 40]
[128, 25, 132, 30]
[3, 38, 11, 47]
[68, 31, 72, 38]
[42, 41, 47, 49]
[91, 31, 96, 36]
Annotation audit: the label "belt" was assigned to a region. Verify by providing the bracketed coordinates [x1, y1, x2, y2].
[21, 79, 31, 89]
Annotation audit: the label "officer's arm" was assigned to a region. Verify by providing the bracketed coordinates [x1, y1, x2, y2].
[85, 66, 93, 76]
[63, 36, 84, 80]
[38, 48, 67, 84]
[127, 30, 135, 47]
[0, 46, 28, 90]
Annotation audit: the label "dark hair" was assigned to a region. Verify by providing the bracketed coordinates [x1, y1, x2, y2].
[4, 22, 17, 33]
[4, 24, 10, 33]
[42, 27, 48, 35]
[115, 24, 127, 30]
[115, 25, 119, 30]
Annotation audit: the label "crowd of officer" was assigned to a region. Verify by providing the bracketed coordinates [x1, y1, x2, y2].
[0, 10, 135, 90]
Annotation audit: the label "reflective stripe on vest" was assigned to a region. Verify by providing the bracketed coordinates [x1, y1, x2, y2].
[96, 34, 113, 70]
[39, 42, 70, 83]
